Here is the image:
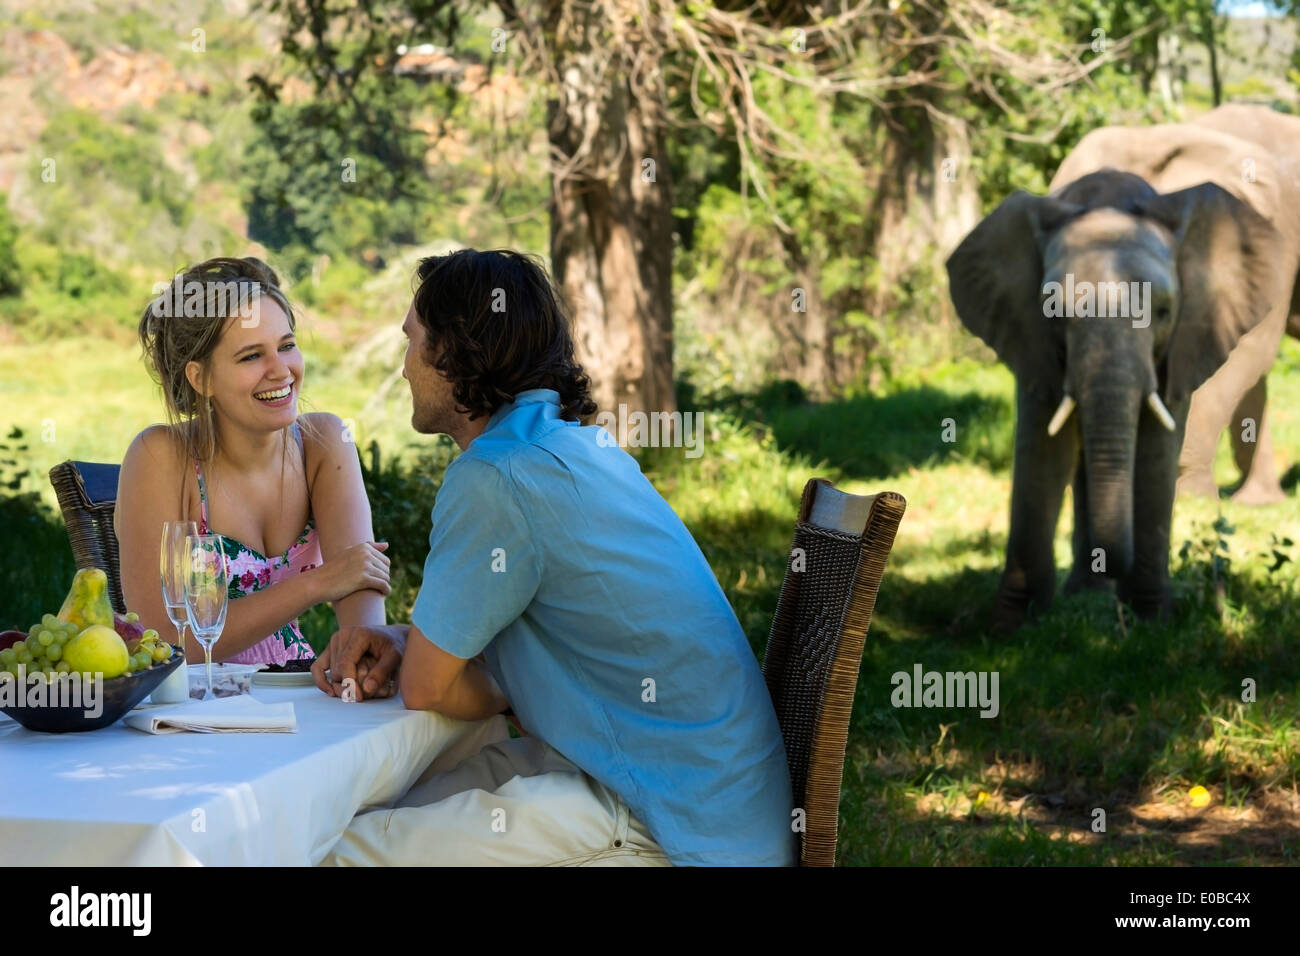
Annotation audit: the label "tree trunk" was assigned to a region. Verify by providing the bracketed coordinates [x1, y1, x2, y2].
[543, 1, 676, 417]
[1155, 31, 1184, 114]
[1201, 10, 1222, 107]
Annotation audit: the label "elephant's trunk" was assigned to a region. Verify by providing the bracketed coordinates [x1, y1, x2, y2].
[1078, 385, 1140, 578]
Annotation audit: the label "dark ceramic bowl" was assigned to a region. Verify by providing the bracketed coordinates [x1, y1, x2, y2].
[0, 646, 185, 733]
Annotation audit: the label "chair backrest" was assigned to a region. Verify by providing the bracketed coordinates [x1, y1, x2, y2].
[48, 461, 126, 614]
[762, 477, 906, 866]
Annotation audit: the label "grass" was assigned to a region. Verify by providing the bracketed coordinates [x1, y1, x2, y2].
[3, 331, 1299, 865]
[655, 343, 1300, 865]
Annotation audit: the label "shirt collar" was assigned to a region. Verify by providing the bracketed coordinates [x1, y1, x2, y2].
[485, 388, 561, 433]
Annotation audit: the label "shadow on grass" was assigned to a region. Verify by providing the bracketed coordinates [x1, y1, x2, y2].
[685, 491, 1300, 864]
[685, 379, 1015, 481]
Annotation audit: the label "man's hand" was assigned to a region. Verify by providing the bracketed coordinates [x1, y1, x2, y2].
[313, 624, 407, 701]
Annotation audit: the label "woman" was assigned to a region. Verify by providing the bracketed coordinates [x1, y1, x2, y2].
[116, 256, 391, 666]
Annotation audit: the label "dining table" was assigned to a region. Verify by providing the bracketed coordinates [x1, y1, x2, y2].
[0, 682, 508, 865]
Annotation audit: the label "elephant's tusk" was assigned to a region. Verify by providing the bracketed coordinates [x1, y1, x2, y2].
[1046, 394, 1076, 437]
[1146, 392, 1177, 432]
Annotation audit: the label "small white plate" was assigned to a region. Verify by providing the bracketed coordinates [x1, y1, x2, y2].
[252, 670, 316, 686]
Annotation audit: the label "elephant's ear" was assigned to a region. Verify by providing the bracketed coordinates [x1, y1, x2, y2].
[1136, 183, 1285, 406]
[945, 190, 1081, 402]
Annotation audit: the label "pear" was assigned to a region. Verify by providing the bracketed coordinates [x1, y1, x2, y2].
[56, 569, 115, 631]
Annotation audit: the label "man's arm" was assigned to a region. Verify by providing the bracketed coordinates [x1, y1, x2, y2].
[400, 622, 510, 721]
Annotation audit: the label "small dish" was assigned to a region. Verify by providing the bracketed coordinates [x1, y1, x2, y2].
[189, 662, 262, 699]
[252, 670, 316, 687]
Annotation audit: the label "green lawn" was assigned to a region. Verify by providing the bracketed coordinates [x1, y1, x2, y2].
[3, 333, 1299, 864]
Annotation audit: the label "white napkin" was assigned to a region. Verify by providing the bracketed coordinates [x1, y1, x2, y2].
[123, 694, 297, 734]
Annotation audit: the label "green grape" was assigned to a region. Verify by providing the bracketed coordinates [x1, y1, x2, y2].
[41, 613, 56, 627]
[16, 647, 33, 665]
[126, 612, 140, 623]
[28, 625, 40, 638]
[0, 647, 15, 665]
[37, 630, 54, 647]
[45, 643, 62, 662]
[55, 660, 71, 673]
[54, 630, 71, 645]
[152, 643, 173, 662]
[133, 652, 152, 672]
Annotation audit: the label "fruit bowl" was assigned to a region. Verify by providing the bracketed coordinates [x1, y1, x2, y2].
[0, 647, 185, 733]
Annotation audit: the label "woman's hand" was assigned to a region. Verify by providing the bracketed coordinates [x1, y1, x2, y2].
[310, 541, 391, 603]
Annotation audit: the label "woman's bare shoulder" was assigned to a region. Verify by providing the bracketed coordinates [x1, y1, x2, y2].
[298, 412, 346, 438]
[296, 413, 357, 497]
[123, 423, 191, 476]
[297, 412, 351, 459]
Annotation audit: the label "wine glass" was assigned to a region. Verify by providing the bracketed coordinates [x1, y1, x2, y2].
[160, 521, 198, 657]
[184, 534, 229, 701]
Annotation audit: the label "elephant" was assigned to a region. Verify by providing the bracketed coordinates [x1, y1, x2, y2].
[946, 114, 1294, 631]
[1051, 104, 1300, 504]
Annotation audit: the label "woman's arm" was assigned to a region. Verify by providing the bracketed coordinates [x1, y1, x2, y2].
[303, 413, 388, 629]
[116, 426, 329, 663]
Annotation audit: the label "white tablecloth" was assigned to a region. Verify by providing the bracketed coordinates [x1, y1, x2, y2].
[0, 685, 506, 865]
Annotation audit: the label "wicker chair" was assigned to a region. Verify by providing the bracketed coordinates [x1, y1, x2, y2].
[48, 461, 126, 614]
[762, 477, 906, 867]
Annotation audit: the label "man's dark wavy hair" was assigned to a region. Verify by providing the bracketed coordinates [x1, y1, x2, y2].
[412, 248, 597, 422]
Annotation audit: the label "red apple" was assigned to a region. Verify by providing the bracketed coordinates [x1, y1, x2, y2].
[113, 613, 147, 652]
[0, 630, 25, 651]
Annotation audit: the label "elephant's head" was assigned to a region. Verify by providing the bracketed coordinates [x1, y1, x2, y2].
[946, 169, 1282, 576]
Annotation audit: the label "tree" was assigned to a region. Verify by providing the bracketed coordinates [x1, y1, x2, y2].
[251, 1, 1128, 410]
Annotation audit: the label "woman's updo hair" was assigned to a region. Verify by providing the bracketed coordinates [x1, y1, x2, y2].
[138, 256, 298, 467]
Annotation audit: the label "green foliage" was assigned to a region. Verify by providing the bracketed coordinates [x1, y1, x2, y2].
[0, 197, 20, 297]
[0, 237, 134, 340]
[298, 437, 459, 651]
[37, 108, 191, 229]
[0, 428, 76, 631]
[243, 97, 431, 272]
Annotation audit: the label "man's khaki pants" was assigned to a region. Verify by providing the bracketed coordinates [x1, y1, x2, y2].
[321, 716, 673, 866]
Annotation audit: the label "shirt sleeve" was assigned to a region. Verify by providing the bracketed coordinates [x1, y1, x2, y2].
[409, 456, 542, 660]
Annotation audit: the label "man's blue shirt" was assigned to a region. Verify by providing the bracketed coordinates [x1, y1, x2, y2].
[410, 389, 796, 865]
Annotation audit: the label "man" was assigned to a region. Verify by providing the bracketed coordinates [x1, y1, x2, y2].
[316, 248, 795, 866]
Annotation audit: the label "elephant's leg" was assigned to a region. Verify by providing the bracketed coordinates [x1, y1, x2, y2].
[1176, 370, 1235, 499]
[1118, 398, 1187, 620]
[1064, 458, 1113, 595]
[994, 385, 1078, 632]
[1229, 375, 1285, 505]
[1179, 304, 1286, 499]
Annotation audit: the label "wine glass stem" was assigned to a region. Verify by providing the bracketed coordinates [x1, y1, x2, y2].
[204, 641, 214, 698]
